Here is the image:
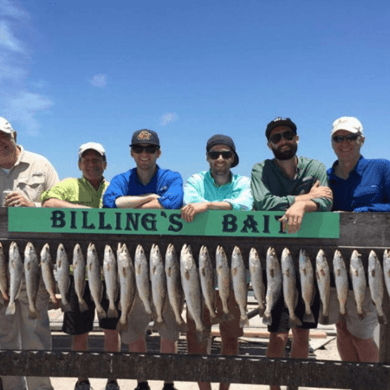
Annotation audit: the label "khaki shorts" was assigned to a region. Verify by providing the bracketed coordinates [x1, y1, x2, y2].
[321, 287, 378, 339]
[120, 293, 180, 344]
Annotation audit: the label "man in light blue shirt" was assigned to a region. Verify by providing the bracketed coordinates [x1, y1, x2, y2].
[182, 134, 252, 390]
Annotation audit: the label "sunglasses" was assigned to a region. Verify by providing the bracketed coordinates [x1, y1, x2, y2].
[269, 130, 295, 144]
[132, 145, 159, 154]
[332, 134, 359, 143]
[208, 151, 234, 160]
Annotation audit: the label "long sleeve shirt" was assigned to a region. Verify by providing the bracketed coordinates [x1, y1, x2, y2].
[103, 165, 183, 209]
[251, 156, 332, 211]
[328, 156, 390, 212]
[183, 170, 253, 211]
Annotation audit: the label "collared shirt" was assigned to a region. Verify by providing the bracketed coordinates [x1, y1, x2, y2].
[40, 177, 109, 208]
[183, 170, 253, 211]
[0, 145, 59, 207]
[251, 156, 332, 211]
[328, 156, 390, 212]
[103, 165, 183, 209]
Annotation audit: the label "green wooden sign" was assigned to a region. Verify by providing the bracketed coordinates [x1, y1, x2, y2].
[8, 208, 340, 238]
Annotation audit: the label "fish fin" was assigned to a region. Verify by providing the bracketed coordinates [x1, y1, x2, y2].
[79, 299, 89, 313]
[167, 267, 172, 278]
[107, 307, 119, 318]
[5, 301, 16, 316]
[303, 312, 315, 323]
[116, 318, 128, 332]
[262, 314, 272, 326]
[239, 316, 249, 328]
[61, 302, 71, 313]
[184, 270, 190, 281]
[118, 301, 122, 310]
[378, 314, 387, 325]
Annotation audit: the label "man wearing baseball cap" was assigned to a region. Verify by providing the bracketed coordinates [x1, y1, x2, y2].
[182, 134, 252, 390]
[251, 117, 333, 390]
[103, 129, 183, 390]
[326, 116, 390, 364]
[0, 117, 59, 390]
[42, 142, 120, 390]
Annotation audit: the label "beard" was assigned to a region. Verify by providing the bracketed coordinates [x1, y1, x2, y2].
[271, 143, 297, 160]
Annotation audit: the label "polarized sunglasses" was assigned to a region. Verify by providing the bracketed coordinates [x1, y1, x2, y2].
[208, 151, 234, 160]
[269, 130, 295, 144]
[132, 145, 159, 154]
[332, 134, 359, 143]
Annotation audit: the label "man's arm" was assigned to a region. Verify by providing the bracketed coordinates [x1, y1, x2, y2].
[43, 198, 92, 209]
[223, 176, 253, 211]
[181, 200, 232, 223]
[115, 194, 161, 209]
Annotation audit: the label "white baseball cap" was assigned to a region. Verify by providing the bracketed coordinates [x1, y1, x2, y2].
[78, 142, 106, 158]
[0, 117, 15, 134]
[331, 117, 364, 136]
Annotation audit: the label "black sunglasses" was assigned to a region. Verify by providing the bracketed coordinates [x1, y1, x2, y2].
[332, 134, 359, 143]
[269, 130, 295, 144]
[132, 145, 159, 154]
[208, 151, 234, 160]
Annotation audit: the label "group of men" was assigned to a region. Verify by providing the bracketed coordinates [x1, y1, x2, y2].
[0, 114, 389, 390]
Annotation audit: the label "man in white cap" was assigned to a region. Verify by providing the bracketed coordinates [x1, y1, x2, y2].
[327, 116, 390, 363]
[41, 143, 121, 390]
[0, 117, 59, 390]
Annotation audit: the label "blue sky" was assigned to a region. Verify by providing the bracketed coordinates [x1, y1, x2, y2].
[1, 0, 390, 183]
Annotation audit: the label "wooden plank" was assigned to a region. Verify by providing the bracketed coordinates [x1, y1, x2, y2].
[0, 350, 389, 389]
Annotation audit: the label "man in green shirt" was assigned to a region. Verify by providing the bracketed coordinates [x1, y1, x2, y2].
[251, 118, 333, 390]
[41, 142, 120, 390]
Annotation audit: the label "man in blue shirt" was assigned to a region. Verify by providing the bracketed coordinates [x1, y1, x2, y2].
[327, 116, 390, 363]
[103, 129, 183, 390]
[182, 134, 253, 390]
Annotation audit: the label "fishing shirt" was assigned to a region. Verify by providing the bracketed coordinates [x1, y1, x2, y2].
[103, 165, 183, 209]
[40, 177, 109, 208]
[328, 156, 390, 212]
[251, 156, 332, 211]
[0, 145, 59, 207]
[183, 170, 253, 211]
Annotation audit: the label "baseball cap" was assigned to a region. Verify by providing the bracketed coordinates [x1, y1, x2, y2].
[130, 129, 160, 147]
[331, 117, 364, 136]
[265, 117, 297, 140]
[0, 117, 15, 134]
[78, 142, 106, 158]
[206, 134, 239, 167]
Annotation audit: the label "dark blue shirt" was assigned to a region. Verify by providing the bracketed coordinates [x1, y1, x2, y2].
[327, 156, 390, 212]
[103, 165, 183, 209]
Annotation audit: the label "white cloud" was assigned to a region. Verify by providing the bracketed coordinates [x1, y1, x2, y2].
[161, 112, 178, 126]
[4, 92, 54, 136]
[0, 2, 52, 135]
[90, 74, 107, 88]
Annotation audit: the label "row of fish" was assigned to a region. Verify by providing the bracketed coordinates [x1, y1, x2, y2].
[1, 242, 390, 332]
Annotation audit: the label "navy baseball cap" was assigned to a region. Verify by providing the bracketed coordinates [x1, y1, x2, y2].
[265, 117, 297, 140]
[206, 134, 239, 168]
[130, 129, 160, 147]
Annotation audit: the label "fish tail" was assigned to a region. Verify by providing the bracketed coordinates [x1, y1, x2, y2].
[290, 316, 303, 327]
[61, 302, 71, 313]
[262, 314, 272, 326]
[107, 307, 119, 319]
[29, 307, 40, 320]
[5, 301, 16, 316]
[239, 315, 249, 328]
[78, 299, 89, 313]
[357, 311, 367, 321]
[303, 311, 315, 323]
[210, 312, 221, 325]
[96, 306, 107, 320]
[258, 306, 265, 318]
[179, 322, 188, 333]
[321, 315, 329, 325]
[378, 314, 387, 325]
[116, 317, 128, 332]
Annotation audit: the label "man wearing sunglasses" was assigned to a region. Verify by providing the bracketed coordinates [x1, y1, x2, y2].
[326, 116, 390, 365]
[182, 134, 253, 390]
[103, 129, 183, 390]
[251, 117, 333, 390]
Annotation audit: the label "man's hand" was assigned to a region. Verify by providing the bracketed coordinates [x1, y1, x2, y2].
[279, 202, 307, 234]
[4, 192, 34, 207]
[181, 202, 209, 223]
[308, 181, 333, 200]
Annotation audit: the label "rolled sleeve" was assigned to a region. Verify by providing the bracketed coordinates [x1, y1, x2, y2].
[223, 176, 253, 211]
[158, 173, 184, 210]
